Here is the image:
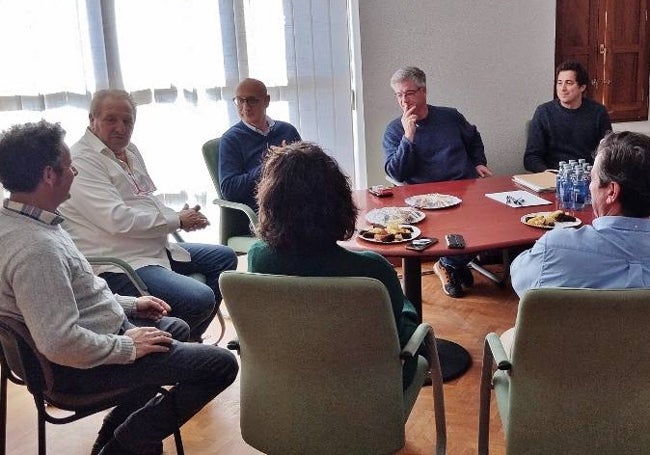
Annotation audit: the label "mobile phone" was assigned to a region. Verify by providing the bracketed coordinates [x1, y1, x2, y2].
[368, 185, 394, 197]
[445, 233, 466, 249]
[406, 237, 438, 251]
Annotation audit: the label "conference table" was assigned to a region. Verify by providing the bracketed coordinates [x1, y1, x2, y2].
[339, 175, 595, 381]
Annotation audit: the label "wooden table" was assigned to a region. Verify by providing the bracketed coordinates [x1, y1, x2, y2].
[341, 175, 595, 316]
[339, 176, 594, 382]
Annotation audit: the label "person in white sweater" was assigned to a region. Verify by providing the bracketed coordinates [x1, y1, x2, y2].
[0, 120, 238, 455]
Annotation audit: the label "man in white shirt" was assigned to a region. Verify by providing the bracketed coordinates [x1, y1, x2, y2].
[59, 90, 238, 342]
[0, 120, 238, 455]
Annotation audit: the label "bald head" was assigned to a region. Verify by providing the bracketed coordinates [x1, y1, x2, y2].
[236, 78, 267, 96]
[234, 78, 271, 131]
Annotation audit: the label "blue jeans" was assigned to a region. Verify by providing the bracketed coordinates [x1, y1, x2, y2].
[440, 254, 475, 269]
[101, 243, 237, 340]
[52, 340, 239, 453]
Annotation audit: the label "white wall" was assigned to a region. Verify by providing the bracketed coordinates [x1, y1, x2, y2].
[357, 1, 556, 185]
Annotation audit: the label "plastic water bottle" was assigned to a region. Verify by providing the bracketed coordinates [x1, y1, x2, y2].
[561, 165, 574, 209]
[584, 165, 592, 206]
[572, 168, 587, 210]
[555, 161, 566, 206]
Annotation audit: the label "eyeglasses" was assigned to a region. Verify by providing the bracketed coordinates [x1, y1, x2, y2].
[232, 96, 262, 107]
[394, 87, 423, 100]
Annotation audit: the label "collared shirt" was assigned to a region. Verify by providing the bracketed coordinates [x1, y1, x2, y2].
[511, 215, 650, 297]
[58, 128, 190, 275]
[3, 199, 65, 225]
[242, 116, 276, 136]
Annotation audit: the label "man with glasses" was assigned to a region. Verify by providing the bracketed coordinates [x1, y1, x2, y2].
[59, 90, 238, 343]
[383, 66, 492, 298]
[219, 78, 301, 211]
[524, 60, 611, 172]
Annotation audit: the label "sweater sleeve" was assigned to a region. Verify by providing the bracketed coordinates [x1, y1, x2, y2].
[219, 130, 262, 205]
[11, 240, 135, 368]
[457, 111, 486, 167]
[524, 106, 550, 172]
[598, 105, 613, 139]
[383, 120, 418, 183]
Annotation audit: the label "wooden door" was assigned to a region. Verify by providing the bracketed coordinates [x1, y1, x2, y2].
[556, 0, 650, 121]
[555, 0, 600, 99]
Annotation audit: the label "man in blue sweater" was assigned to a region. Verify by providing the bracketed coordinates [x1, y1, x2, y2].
[383, 66, 493, 298]
[524, 60, 611, 172]
[219, 78, 301, 212]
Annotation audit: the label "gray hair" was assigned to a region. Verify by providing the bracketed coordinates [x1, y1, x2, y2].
[595, 131, 650, 217]
[90, 89, 137, 118]
[390, 66, 426, 88]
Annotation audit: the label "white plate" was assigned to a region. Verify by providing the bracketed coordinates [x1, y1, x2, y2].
[357, 225, 421, 244]
[521, 212, 582, 229]
[405, 193, 462, 210]
[365, 207, 426, 225]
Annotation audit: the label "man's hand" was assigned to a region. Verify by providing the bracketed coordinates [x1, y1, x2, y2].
[124, 327, 173, 359]
[401, 105, 418, 143]
[134, 295, 171, 321]
[179, 203, 210, 232]
[476, 165, 493, 178]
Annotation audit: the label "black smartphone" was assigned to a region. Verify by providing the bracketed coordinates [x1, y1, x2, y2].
[406, 237, 438, 251]
[445, 233, 466, 249]
[368, 185, 394, 197]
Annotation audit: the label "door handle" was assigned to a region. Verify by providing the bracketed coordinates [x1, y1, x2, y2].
[599, 43, 607, 55]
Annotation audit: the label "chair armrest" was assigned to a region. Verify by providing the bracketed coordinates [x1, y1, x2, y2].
[85, 256, 149, 296]
[405, 322, 446, 455]
[485, 332, 511, 370]
[400, 322, 431, 359]
[212, 197, 259, 226]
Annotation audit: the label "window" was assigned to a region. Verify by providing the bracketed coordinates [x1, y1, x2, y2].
[0, 0, 354, 242]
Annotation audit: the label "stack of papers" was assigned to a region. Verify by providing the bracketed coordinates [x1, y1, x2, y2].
[485, 190, 553, 208]
[512, 171, 557, 193]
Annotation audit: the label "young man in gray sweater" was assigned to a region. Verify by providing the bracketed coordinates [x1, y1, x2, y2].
[0, 120, 238, 455]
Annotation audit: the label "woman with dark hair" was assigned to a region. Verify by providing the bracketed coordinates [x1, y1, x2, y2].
[248, 141, 420, 388]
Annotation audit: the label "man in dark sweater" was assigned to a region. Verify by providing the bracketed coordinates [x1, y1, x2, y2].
[524, 60, 612, 172]
[219, 78, 301, 212]
[383, 66, 493, 298]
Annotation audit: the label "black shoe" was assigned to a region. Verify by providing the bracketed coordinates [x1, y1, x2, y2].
[433, 261, 464, 298]
[455, 265, 474, 288]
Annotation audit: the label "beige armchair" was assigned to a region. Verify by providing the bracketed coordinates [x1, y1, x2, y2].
[219, 271, 446, 455]
[479, 287, 650, 454]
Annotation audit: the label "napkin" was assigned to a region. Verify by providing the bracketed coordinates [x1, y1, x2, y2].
[485, 190, 553, 208]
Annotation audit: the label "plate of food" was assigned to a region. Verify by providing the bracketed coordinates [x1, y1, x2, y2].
[365, 206, 425, 225]
[404, 193, 462, 210]
[357, 224, 421, 244]
[521, 210, 582, 229]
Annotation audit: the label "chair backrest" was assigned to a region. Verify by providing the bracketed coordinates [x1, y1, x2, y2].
[506, 287, 650, 454]
[201, 138, 254, 246]
[0, 316, 52, 395]
[219, 272, 406, 455]
[201, 138, 224, 199]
